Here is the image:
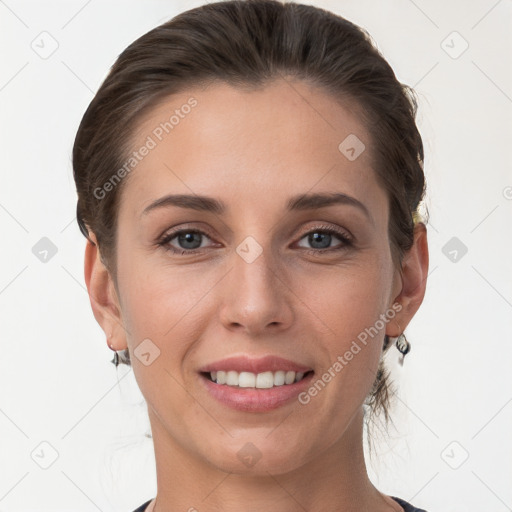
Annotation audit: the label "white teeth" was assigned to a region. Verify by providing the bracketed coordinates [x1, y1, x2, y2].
[208, 370, 310, 388]
[256, 371, 274, 389]
[226, 371, 238, 386]
[239, 372, 255, 387]
[274, 370, 285, 386]
[285, 371, 295, 385]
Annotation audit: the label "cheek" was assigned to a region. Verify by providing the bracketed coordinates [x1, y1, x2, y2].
[116, 247, 227, 371]
[115, 258, 214, 418]
[119, 267, 208, 343]
[305, 255, 392, 388]
[304, 255, 392, 338]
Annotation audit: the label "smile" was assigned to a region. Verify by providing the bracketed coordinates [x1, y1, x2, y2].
[204, 370, 314, 388]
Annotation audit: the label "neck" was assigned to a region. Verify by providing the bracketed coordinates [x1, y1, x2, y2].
[146, 406, 401, 512]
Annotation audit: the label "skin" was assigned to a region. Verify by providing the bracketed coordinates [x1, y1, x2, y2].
[85, 78, 429, 512]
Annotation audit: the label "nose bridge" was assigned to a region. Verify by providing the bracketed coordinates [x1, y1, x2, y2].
[233, 235, 280, 305]
[230, 212, 279, 288]
[236, 240, 277, 294]
[219, 234, 292, 332]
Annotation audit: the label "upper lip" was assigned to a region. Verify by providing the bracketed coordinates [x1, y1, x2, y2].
[198, 355, 313, 374]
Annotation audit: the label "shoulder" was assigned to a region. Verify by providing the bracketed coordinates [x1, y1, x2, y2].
[391, 495, 429, 512]
[131, 499, 152, 512]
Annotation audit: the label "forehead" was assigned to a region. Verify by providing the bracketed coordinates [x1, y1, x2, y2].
[120, 78, 386, 222]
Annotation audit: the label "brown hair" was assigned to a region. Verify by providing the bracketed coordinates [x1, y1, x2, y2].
[73, 0, 427, 452]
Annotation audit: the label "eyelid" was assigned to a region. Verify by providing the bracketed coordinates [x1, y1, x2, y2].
[295, 223, 353, 242]
[157, 223, 215, 243]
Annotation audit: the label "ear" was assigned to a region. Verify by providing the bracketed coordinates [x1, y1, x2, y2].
[84, 232, 127, 351]
[386, 222, 429, 337]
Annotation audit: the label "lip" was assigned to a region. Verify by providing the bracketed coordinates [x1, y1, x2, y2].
[198, 355, 313, 374]
[199, 370, 315, 412]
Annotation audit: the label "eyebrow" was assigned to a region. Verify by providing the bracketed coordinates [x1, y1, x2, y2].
[141, 192, 372, 221]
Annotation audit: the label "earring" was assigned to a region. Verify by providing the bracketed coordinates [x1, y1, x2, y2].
[107, 333, 119, 367]
[395, 332, 411, 366]
[111, 351, 119, 367]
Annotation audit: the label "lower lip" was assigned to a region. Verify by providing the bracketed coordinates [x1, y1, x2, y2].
[199, 372, 315, 412]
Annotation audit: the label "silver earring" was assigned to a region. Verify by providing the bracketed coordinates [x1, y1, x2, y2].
[111, 351, 119, 367]
[395, 333, 410, 366]
[108, 333, 119, 367]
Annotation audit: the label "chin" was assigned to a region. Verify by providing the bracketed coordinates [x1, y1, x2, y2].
[199, 435, 311, 476]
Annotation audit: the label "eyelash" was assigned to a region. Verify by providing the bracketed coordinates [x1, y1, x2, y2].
[157, 225, 353, 257]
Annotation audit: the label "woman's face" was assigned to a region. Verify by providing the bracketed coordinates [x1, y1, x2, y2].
[107, 78, 406, 474]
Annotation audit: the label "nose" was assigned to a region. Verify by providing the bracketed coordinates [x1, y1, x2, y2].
[218, 243, 294, 337]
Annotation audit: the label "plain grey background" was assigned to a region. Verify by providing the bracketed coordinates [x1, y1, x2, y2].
[1, 0, 511, 511]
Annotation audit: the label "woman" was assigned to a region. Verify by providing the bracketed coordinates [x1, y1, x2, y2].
[73, 1, 430, 510]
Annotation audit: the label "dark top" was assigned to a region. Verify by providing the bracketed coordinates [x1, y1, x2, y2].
[132, 495, 428, 511]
